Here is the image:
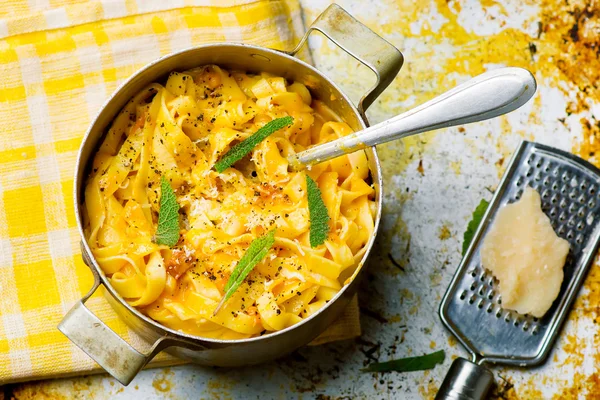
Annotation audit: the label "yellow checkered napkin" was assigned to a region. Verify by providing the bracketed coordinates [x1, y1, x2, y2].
[0, 0, 361, 384]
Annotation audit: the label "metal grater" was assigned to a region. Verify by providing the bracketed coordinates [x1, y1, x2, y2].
[436, 140, 600, 400]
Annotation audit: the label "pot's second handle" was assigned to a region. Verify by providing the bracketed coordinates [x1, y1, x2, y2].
[435, 358, 495, 400]
[289, 3, 403, 119]
[58, 276, 162, 386]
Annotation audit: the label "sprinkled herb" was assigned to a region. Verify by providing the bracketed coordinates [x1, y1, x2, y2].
[214, 116, 293, 173]
[154, 176, 180, 247]
[362, 350, 445, 373]
[462, 199, 489, 256]
[306, 175, 330, 247]
[213, 230, 276, 315]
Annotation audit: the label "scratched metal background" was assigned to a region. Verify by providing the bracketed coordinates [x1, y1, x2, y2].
[6, 0, 600, 398]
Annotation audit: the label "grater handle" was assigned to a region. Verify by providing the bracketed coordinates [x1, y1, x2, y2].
[435, 358, 495, 400]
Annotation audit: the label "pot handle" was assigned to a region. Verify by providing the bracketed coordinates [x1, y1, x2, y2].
[58, 265, 163, 386]
[288, 3, 403, 120]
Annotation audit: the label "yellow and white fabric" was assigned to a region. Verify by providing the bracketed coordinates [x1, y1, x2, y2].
[0, 0, 360, 384]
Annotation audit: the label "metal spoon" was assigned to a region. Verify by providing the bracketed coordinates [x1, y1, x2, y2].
[288, 67, 536, 170]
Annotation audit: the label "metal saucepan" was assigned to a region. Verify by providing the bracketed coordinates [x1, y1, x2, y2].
[59, 4, 403, 385]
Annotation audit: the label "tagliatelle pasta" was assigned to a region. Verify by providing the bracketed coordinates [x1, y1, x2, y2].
[83, 65, 376, 339]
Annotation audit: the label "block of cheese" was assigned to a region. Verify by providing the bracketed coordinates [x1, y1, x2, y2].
[481, 186, 570, 318]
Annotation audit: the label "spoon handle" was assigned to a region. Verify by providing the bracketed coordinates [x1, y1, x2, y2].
[288, 67, 536, 169]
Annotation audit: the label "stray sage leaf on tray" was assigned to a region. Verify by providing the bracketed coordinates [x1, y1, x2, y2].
[362, 350, 445, 373]
[462, 199, 490, 256]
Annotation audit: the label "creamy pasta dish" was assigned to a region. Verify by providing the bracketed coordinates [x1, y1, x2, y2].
[84, 65, 376, 339]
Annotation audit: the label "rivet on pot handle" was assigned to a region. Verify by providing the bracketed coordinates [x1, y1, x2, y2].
[288, 3, 404, 120]
[58, 254, 164, 386]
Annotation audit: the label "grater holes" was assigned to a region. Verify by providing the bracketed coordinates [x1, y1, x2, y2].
[590, 186, 596, 195]
[526, 168, 533, 178]
[579, 207, 587, 217]
[477, 300, 484, 309]
[495, 310, 502, 318]
[504, 313, 511, 323]
[534, 172, 542, 182]
[562, 172, 570, 182]
[459, 291, 466, 300]
[532, 326, 540, 335]
[515, 190, 523, 200]
[589, 200, 596, 209]
[561, 186, 567, 194]
[560, 198, 568, 209]
[581, 182, 587, 191]
[522, 322, 529, 332]
[553, 167, 560, 177]
[577, 221, 585, 231]
[470, 282, 477, 291]
[468, 295, 476, 305]
[559, 212, 566, 222]
[570, 177, 578, 188]
[550, 208, 557, 217]
[567, 231, 574, 240]
[486, 304, 493, 313]
[543, 177, 550, 186]
[514, 319, 520, 327]
[576, 234, 583, 244]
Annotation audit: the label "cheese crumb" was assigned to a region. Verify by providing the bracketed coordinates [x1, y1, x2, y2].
[481, 187, 570, 318]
